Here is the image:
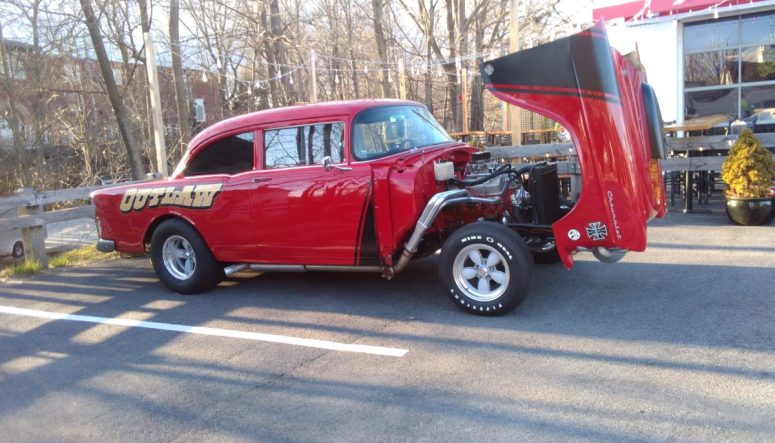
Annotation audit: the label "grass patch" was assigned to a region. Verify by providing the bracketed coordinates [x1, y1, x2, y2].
[3, 260, 42, 278]
[49, 246, 114, 269]
[1, 246, 117, 279]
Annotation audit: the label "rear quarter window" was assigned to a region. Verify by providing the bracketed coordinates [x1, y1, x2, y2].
[185, 132, 255, 176]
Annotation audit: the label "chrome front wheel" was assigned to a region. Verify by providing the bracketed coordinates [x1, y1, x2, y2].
[439, 222, 533, 316]
[453, 244, 510, 303]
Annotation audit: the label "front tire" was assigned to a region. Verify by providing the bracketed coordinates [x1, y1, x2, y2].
[150, 219, 223, 294]
[439, 222, 533, 316]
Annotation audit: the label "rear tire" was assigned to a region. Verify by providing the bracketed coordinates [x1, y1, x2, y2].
[528, 240, 561, 264]
[150, 219, 223, 294]
[439, 222, 533, 316]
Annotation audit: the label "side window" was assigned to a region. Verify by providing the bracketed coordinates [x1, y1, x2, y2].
[184, 132, 254, 176]
[264, 122, 344, 169]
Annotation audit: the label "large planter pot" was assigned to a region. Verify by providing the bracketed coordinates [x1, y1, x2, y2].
[725, 196, 773, 226]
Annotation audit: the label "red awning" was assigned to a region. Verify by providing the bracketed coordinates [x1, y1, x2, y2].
[593, 0, 768, 22]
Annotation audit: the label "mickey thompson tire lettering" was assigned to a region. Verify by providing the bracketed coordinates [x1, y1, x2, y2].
[439, 222, 533, 316]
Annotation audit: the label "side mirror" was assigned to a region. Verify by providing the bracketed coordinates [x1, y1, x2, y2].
[322, 156, 334, 171]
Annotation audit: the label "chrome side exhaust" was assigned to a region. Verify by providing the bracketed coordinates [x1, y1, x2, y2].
[391, 189, 499, 274]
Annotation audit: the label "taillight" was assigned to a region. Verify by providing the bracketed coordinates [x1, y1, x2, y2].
[649, 159, 665, 213]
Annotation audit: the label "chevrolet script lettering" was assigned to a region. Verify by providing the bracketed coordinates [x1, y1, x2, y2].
[119, 184, 223, 212]
[607, 190, 623, 240]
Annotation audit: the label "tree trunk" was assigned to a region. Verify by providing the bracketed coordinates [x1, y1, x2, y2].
[469, 12, 485, 131]
[269, 0, 293, 104]
[371, 0, 390, 98]
[456, 0, 467, 131]
[444, 0, 458, 130]
[345, 1, 360, 98]
[170, 0, 191, 156]
[260, 3, 281, 108]
[425, 38, 433, 112]
[30, 0, 45, 154]
[80, 0, 145, 180]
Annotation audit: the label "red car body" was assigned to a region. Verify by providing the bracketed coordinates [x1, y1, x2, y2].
[94, 99, 476, 266]
[92, 24, 666, 315]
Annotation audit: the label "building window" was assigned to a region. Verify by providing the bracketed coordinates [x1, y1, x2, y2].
[63, 63, 80, 85]
[112, 66, 123, 85]
[193, 98, 206, 123]
[684, 11, 775, 133]
[5, 55, 26, 80]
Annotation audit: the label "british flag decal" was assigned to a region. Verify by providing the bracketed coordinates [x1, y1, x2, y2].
[585, 222, 608, 241]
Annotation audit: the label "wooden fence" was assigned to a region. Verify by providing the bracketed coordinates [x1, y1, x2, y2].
[0, 182, 139, 268]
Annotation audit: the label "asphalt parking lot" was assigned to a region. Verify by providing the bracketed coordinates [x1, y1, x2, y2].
[1, 210, 773, 442]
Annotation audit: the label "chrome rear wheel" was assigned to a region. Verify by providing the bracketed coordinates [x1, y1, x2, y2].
[151, 219, 223, 294]
[162, 235, 196, 280]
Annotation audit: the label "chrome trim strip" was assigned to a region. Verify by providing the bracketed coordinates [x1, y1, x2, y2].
[223, 263, 384, 276]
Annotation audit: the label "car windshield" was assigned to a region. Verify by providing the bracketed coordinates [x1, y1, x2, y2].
[352, 105, 452, 160]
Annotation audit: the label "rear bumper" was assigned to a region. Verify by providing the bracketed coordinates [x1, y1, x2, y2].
[96, 239, 116, 253]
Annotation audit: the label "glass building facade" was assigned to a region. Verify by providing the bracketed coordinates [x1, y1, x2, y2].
[684, 12, 775, 132]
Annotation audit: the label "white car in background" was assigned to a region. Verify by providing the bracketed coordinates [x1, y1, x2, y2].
[0, 230, 24, 259]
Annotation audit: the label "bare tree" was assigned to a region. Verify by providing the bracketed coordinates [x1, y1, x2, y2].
[0, 24, 31, 186]
[79, 0, 144, 180]
[169, 0, 191, 153]
[371, 0, 390, 98]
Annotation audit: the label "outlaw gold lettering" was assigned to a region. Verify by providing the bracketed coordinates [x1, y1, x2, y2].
[192, 184, 222, 208]
[173, 185, 195, 207]
[119, 189, 137, 212]
[146, 187, 167, 207]
[119, 183, 223, 212]
[132, 188, 151, 211]
[160, 187, 177, 205]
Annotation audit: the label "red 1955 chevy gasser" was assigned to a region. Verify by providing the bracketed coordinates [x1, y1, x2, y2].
[92, 24, 666, 315]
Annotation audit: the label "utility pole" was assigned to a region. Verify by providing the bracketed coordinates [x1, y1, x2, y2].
[461, 68, 469, 133]
[309, 49, 317, 103]
[144, 32, 168, 176]
[509, 0, 522, 146]
[398, 58, 407, 99]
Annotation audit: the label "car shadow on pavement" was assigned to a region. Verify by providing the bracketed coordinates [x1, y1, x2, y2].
[0, 254, 773, 440]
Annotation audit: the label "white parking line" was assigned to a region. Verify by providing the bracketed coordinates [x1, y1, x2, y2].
[0, 305, 408, 357]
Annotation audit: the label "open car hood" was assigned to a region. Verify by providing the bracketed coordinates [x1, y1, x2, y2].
[481, 23, 666, 268]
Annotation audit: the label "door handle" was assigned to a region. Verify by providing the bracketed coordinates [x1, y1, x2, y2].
[252, 177, 272, 183]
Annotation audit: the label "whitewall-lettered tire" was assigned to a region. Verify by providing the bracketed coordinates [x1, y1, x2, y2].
[439, 222, 533, 316]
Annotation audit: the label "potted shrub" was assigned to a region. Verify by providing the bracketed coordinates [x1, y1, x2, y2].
[721, 129, 775, 225]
